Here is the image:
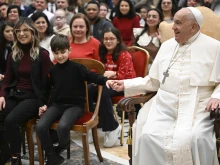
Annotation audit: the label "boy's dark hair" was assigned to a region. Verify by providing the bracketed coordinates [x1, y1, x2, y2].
[50, 34, 70, 52]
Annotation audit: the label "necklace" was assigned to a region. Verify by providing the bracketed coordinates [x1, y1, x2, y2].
[162, 32, 200, 84]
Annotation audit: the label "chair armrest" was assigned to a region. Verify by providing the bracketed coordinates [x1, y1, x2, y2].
[116, 92, 157, 113]
[210, 108, 220, 121]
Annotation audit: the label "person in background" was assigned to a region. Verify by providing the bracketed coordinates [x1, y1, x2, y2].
[47, 0, 56, 14]
[36, 34, 108, 165]
[85, 0, 113, 42]
[28, 0, 54, 21]
[50, 0, 74, 26]
[69, 13, 100, 60]
[25, 0, 36, 16]
[0, 21, 14, 88]
[0, 17, 52, 165]
[53, 9, 70, 36]
[99, 3, 110, 20]
[12, 0, 28, 17]
[133, 8, 162, 63]
[68, 0, 84, 14]
[109, 0, 119, 21]
[139, 6, 148, 27]
[88, 27, 136, 148]
[134, 0, 153, 13]
[7, 5, 21, 24]
[113, 0, 140, 46]
[0, 3, 9, 22]
[156, 0, 178, 22]
[31, 11, 55, 61]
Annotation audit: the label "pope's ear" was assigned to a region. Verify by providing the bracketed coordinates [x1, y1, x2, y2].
[192, 22, 199, 31]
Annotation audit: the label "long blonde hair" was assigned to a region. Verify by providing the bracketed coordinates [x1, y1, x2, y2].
[12, 18, 40, 61]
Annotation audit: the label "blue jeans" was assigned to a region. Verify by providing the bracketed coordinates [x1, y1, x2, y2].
[36, 103, 84, 153]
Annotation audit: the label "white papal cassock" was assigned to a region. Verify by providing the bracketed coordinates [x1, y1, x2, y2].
[124, 32, 220, 165]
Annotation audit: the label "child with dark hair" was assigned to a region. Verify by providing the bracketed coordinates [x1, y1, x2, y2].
[36, 34, 108, 165]
[88, 27, 136, 148]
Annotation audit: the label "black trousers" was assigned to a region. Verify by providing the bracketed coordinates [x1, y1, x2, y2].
[36, 103, 84, 153]
[88, 84, 123, 132]
[0, 97, 38, 154]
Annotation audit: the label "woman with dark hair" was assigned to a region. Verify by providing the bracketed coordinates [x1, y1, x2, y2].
[113, 0, 140, 46]
[31, 11, 55, 61]
[69, 13, 100, 60]
[0, 21, 14, 87]
[88, 27, 136, 148]
[0, 17, 52, 165]
[156, 0, 178, 22]
[7, 5, 21, 24]
[133, 8, 163, 62]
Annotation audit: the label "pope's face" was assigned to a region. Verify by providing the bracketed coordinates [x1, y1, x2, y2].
[172, 9, 195, 44]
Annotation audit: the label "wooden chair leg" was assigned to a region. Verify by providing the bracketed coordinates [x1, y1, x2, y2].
[92, 126, 103, 162]
[26, 125, 35, 165]
[67, 135, 70, 159]
[36, 134, 44, 165]
[120, 111, 125, 146]
[82, 133, 90, 165]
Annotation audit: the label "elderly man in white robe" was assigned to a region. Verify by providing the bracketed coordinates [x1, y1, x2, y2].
[107, 7, 220, 165]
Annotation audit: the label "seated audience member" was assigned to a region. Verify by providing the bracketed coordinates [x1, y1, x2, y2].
[25, 0, 36, 16]
[0, 17, 52, 165]
[12, 0, 28, 17]
[47, 0, 56, 14]
[53, 9, 70, 36]
[36, 34, 108, 165]
[85, 0, 113, 42]
[7, 5, 21, 24]
[99, 3, 110, 20]
[178, 0, 201, 8]
[113, 0, 140, 46]
[156, 0, 178, 22]
[69, 13, 100, 60]
[50, 0, 74, 27]
[28, 0, 54, 21]
[133, 8, 162, 62]
[203, 0, 220, 16]
[109, 0, 119, 21]
[139, 6, 148, 27]
[0, 3, 9, 22]
[31, 11, 55, 61]
[88, 27, 136, 148]
[134, 0, 153, 13]
[107, 7, 220, 165]
[67, 0, 84, 14]
[0, 21, 14, 87]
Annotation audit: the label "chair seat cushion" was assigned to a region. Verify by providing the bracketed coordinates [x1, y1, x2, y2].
[75, 112, 93, 125]
[53, 112, 94, 125]
[111, 95, 124, 104]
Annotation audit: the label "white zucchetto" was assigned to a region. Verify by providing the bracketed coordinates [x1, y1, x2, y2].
[187, 7, 203, 27]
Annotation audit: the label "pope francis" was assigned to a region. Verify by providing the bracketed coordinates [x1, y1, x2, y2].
[107, 7, 220, 165]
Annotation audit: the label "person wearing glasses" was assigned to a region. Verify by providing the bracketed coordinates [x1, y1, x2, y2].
[0, 17, 52, 165]
[31, 11, 55, 61]
[53, 9, 70, 36]
[156, 0, 178, 22]
[88, 27, 136, 148]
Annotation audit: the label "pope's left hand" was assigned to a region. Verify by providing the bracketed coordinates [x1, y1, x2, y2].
[206, 98, 220, 111]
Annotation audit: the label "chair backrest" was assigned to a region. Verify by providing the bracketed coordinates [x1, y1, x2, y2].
[71, 58, 105, 116]
[128, 46, 150, 77]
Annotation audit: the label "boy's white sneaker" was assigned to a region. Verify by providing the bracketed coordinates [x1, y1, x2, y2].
[104, 125, 121, 148]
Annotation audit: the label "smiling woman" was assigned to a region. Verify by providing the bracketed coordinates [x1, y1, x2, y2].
[68, 13, 100, 61]
[0, 17, 52, 165]
[7, 5, 21, 24]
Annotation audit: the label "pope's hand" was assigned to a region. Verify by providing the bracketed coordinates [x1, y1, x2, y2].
[108, 80, 124, 92]
[39, 105, 47, 117]
[206, 98, 220, 111]
[0, 97, 6, 111]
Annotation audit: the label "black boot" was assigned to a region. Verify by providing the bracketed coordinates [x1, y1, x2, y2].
[46, 152, 64, 165]
[11, 155, 22, 165]
[54, 142, 70, 155]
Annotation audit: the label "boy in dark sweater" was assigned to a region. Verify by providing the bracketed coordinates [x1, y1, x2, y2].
[36, 34, 108, 165]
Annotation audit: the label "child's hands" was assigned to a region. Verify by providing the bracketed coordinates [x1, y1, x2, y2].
[39, 105, 47, 117]
[104, 71, 116, 78]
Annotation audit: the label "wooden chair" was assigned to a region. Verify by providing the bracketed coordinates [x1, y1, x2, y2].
[26, 58, 105, 165]
[112, 46, 150, 146]
[116, 6, 220, 165]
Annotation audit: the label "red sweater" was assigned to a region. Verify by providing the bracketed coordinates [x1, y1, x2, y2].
[105, 51, 136, 80]
[69, 37, 100, 61]
[113, 15, 140, 46]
